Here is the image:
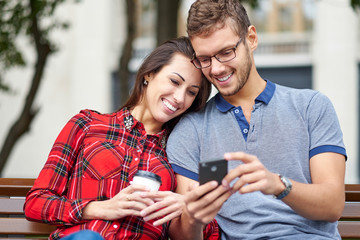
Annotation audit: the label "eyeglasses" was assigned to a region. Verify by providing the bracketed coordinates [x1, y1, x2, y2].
[191, 39, 242, 69]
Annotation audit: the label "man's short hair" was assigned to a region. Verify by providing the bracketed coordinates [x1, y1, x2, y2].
[187, 0, 251, 39]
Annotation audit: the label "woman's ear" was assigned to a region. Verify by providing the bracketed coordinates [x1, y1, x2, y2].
[247, 25, 258, 51]
[145, 72, 154, 82]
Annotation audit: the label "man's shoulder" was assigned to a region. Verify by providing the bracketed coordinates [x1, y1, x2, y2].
[274, 84, 325, 104]
[182, 96, 217, 120]
[275, 84, 317, 96]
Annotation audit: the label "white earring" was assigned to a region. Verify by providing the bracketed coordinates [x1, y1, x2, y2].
[144, 80, 148, 86]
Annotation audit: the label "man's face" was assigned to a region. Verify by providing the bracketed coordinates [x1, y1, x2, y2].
[191, 23, 252, 98]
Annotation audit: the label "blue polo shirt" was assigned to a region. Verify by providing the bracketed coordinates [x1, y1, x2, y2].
[215, 79, 276, 141]
[167, 80, 346, 239]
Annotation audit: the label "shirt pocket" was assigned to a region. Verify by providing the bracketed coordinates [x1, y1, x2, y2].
[80, 140, 133, 180]
[72, 177, 125, 200]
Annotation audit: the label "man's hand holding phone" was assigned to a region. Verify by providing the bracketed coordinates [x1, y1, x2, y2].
[183, 178, 232, 226]
[179, 158, 231, 226]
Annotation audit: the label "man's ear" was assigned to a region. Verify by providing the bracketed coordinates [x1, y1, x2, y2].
[247, 25, 258, 51]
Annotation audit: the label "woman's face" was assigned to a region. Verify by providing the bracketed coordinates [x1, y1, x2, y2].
[143, 53, 202, 126]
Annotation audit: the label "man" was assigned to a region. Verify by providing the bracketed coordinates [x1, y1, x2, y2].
[167, 0, 347, 239]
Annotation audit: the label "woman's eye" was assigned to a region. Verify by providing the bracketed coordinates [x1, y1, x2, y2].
[170, 79, 179, 85]
[188, 90, 197, 96]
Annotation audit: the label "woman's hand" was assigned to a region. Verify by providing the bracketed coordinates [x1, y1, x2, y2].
[139, 191, 185, 226]
[82, 184, 154, 220]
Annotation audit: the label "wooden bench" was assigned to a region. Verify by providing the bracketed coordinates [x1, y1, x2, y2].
[0, 178, 359, 239]
[340, 184, 360, 239]
[0, 178, 55, 239]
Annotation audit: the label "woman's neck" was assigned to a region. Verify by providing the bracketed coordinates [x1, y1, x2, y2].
[130, 105, 162, 134]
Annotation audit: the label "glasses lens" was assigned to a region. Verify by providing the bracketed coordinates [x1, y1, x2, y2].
[216, 49, 236, 63]
[191, 58, 202, 69]
[192, 58, 210, 69]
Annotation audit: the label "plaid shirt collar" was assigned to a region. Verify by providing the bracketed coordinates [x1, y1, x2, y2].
[119, 108, 168, 149]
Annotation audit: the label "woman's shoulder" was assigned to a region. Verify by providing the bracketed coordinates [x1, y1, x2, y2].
[77, 109, 119, 123]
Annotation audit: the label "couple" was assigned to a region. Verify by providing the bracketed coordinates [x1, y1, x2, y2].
[24, 0, 347, 239]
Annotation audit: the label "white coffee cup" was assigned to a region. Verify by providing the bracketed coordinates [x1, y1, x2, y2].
[132, 170, 162, 191]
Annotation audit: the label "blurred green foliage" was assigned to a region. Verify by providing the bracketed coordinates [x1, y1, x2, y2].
[0, 0, 74, 92]
[351, 0, 360, 10]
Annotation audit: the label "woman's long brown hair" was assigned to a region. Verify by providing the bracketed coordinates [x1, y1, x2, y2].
[121, 36, 211, 132]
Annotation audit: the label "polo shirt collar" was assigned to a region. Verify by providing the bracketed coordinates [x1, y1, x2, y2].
[215, 79, 275, 112]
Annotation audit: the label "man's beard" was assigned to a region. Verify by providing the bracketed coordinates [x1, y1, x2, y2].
[220, 47, 252, 97]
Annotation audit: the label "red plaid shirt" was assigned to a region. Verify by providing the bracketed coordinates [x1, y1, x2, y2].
[24, 109, 219, 240]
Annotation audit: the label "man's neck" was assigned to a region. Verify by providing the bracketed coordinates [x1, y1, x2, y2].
[223, 75, 266, 107]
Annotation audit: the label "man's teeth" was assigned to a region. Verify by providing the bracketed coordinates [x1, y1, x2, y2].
[217, 73, 232, 82]
[164, 100, 177, 111]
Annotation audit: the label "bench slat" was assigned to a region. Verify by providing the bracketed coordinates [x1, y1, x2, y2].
[0, 239, 47, 240]
[340, 202, 360, 220]
[338, 221, 360, 239]
[345, 184, 360, 202]
[0, 218, 56, 235]
[0, 178, 34, 196]
[0, 178, 359, 239]
[0, 198, 25, 215]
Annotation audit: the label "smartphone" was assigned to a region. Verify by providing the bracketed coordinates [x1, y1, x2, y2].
[198, 159, 228, 185]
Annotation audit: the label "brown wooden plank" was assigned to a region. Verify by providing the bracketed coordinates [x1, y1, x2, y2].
[0, 179, 358, 238]
[341, 202, 360, 220]
[0, 239, 47, 240]
[0, 178, 35, 186]
[0, 218, 55, 235]
[345, 184, 360, 202]
[0, 198, 25, 215]
[0, 238, 47, 240]
[345, 191, 360, 202]
[0, 178, 35, 196]
[338, 221, 360, 238]
[345, 184, 360, 192]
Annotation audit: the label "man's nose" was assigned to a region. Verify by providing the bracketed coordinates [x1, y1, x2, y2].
[210, 57, 226, 75]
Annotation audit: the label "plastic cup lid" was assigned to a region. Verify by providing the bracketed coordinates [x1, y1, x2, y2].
[134, 170, 162, 184]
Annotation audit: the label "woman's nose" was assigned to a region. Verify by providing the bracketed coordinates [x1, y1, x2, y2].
[173, 89, 186, 105]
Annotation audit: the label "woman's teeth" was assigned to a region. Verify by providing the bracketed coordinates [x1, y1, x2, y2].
[163, 100, 177, 111]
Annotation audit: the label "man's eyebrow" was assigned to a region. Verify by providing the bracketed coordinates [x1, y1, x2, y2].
[172, 72, 200, 88]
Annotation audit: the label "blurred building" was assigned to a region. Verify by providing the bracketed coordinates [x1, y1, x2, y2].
[0, 0, 359, 183]
[249, 0, 359, 183]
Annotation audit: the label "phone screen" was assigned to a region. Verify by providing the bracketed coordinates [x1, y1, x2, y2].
[198, 159, 228, 185]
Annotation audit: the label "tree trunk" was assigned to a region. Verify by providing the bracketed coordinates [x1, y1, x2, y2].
[156, 0, 181, 46]
[117, 0, 137, 107]
[0, 0, 52, 175]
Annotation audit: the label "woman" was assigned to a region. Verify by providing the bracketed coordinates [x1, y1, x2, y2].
[24, 37, 214, 240]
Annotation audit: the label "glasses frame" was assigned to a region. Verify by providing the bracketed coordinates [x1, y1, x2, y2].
[191, 39, 243, 69]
